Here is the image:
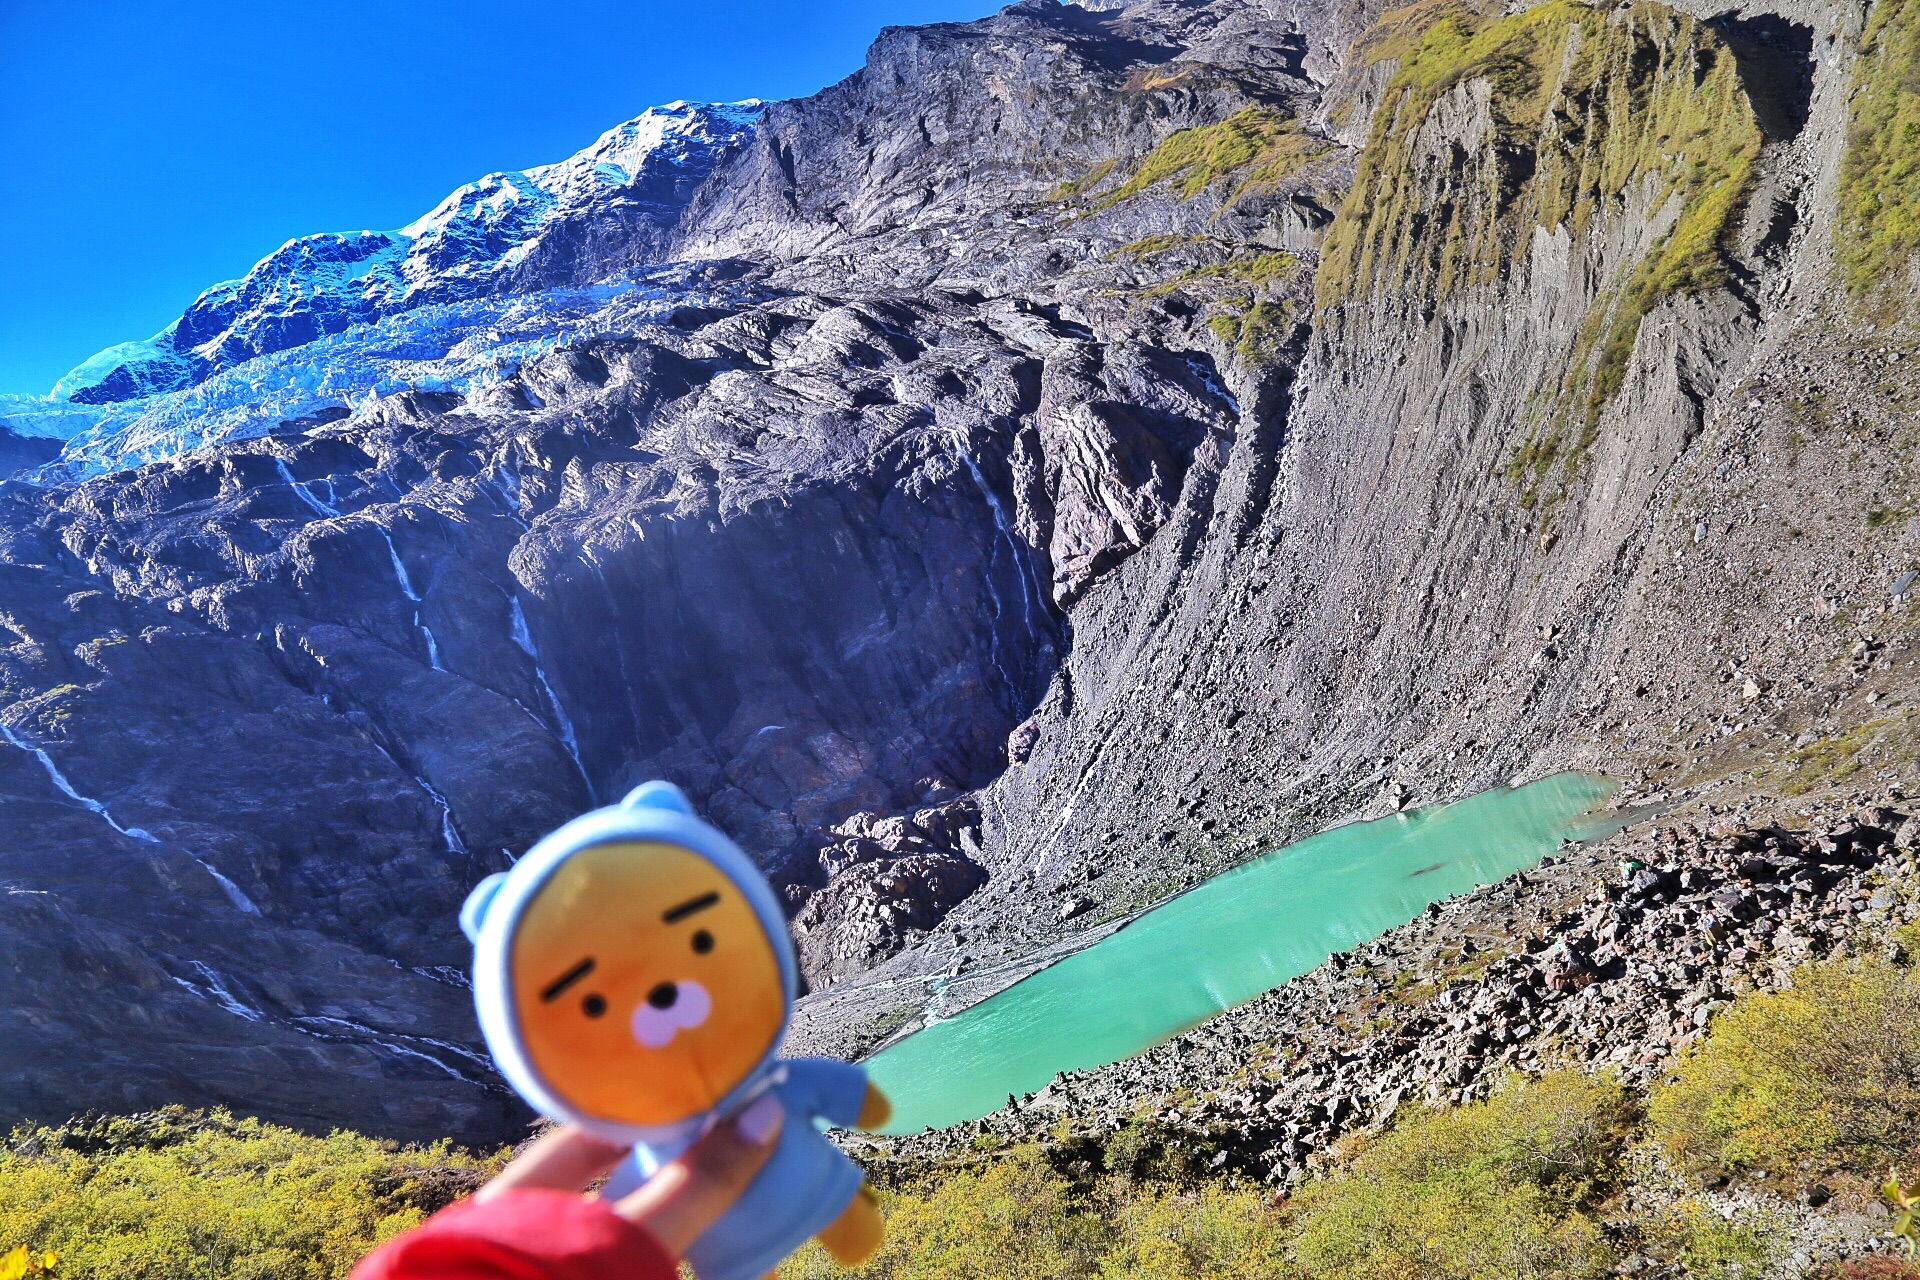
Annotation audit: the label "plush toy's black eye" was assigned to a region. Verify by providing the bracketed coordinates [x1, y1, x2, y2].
[691, 929, 714, 954]
[582, 994, 607, 1018]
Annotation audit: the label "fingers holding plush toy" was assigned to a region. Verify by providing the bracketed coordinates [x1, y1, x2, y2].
[459, 781, 889, 1280]
[350, 1112, 785, 1280]
[611, 1096, 786, 1254]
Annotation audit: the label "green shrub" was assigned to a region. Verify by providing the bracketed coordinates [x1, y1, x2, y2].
[1650, 957, 1920, 1173]
[1101, 1186, 1294, 1280]
[795, 1148, 1110, 1280]
[792, 1145, 1297, 1280]
[0, 1108, 499, 1280]
[1103, 1116, 1167, 1179]
[1287, 1071, 1628, 1280]
[1666, 1203, 1773, 1279]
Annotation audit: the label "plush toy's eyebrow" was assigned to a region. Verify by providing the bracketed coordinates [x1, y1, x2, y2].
[663, 891, 720, 923]
[541, 957, 596, 1001]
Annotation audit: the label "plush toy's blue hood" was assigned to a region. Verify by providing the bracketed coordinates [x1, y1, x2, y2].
[460, 780, 797, 1146]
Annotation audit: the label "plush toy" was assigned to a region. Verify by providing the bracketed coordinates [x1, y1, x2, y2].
[460, 780, 890, 1280]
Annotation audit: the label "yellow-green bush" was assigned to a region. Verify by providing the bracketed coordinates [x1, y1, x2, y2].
[1651, 957, 1920, 1174]
[791, 1146, 1291, 1280]
[0, 1108, 500, 1280]
[1663, 1203, 1774, 1280]
[791, 1148, 1110, 1280]
[1286, 1070, 1629, 1280]
[1100, 1185, 1293, 1280]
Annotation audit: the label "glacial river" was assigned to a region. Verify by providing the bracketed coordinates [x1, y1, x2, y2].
[864, 772, 1622, 1134]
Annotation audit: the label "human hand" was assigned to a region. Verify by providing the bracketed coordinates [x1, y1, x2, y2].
[475, 1096, 784, 1256]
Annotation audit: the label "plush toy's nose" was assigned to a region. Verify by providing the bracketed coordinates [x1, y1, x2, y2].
[630, 979, 711, 1047]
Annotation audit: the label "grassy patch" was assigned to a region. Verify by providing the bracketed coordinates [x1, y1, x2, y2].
[1650, 956, 1920, 1174]
[1837, 0, 1920, 299]
[1209, 300, 1298, 365]
[1385, 969, 1445, 1007]
[1092, 110, 1327, 211]
[1113, 235, 1206, 263]
[0, 1108, 501, 1280]
[1869, 503, 1909, 529]
[867, 1005, 918, 1044]
[1218, 252, 1300, 289]
[1774, 715, 1919, 795]
[1047, 159, 1119, 202]
[1142, 252, 1303, 299]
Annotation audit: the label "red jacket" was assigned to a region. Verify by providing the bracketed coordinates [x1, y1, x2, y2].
[352, 1190, 677, 1280]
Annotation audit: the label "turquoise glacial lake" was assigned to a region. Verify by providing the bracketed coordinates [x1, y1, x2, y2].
[865, 772, 1621, 1134]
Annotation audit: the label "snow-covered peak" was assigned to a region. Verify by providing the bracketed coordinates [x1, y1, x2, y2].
[525, 99, 767, 206]
[43, 100, 764, 411]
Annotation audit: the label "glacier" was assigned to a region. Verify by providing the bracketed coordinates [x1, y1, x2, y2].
[3, 100, 765, 477]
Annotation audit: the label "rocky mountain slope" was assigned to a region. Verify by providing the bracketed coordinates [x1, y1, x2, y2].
[0, 0, 1915, 1150]
[48, 102, 765, 407]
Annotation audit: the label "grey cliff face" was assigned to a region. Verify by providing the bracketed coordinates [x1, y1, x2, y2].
[0, 265, 1234, 1136]
[3, 0, 1917, 1144]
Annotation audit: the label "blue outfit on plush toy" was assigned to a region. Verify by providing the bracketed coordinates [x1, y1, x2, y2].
[459, 781, 873, 1280]
[599, 1055, 870, 1280]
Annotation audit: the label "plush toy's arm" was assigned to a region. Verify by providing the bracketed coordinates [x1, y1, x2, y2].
[855, 1082, 891, 1131]
[784, 1057, 882, 1131]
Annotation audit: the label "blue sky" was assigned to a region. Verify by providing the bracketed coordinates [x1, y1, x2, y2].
[0, 0, 992, 397]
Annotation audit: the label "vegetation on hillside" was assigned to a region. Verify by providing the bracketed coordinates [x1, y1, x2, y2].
[10, 945, 1920, 1280]
[1087, 110, 1329, 212]
[1288, 1070, 1628, 1280]
[1652, 954, 1920, 1175]
[1837, 0, 1920, 300]
[1209, 301, 1297, 365]
[1316, 0, 1763, 504]
[0, 1108, 500, 1280]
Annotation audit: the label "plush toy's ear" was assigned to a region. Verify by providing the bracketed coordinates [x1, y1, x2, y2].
[621, 779, 693, 815]
[460, 872, 509, 944]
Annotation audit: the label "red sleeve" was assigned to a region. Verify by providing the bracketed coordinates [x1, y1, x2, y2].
[350, 1189, 677, 1280]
